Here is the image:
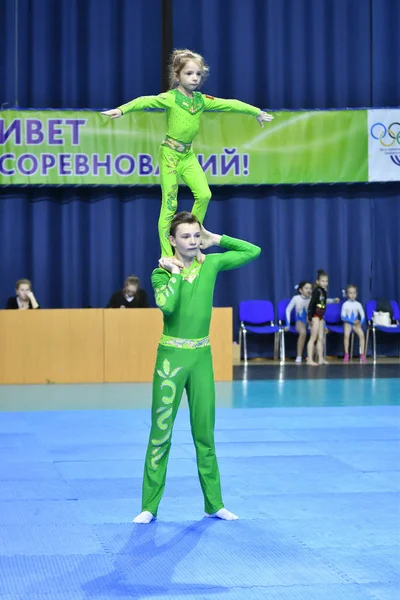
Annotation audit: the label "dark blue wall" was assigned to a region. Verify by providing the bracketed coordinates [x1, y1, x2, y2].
[1, 0, 399, 324]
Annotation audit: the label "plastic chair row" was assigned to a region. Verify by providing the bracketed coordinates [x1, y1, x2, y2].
[365, 300, 400, 361]
[239, 299, 400, 364]
[239, 300, 281, 364]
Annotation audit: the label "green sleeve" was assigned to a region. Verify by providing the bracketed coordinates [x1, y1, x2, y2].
[151, 268, 183, 316]
[203, 95, 260, 116]
[118, 93, 173, 114]
[215, 235, 261, 272]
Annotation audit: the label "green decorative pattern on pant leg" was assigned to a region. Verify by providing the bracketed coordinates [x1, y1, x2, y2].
[159, 381, 177, 405]
[151, 429, 172, 446]
[149, 357, 184, 471]
[150, 447, 167, 471]
[156, 406, 173, 430]
[166, 183, 178, 212]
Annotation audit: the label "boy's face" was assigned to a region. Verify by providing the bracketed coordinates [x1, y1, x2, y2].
[169, 222, 201, 258]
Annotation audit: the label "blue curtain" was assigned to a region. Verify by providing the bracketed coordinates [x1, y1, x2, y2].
[1, 0, 399, 343]
[370, 193, 400, 299]
[0, 0, 162, 110]
[372, 0, 400, 107]
[173, 0, 399, 110]
[1, 185, 399, 325]
[2, 0, 399, 110]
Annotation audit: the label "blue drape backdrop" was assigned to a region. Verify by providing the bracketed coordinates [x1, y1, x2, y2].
[1, 0, 162, 109]
[1, 0, 399, 109]
[0, 0, 399, 341]
[172, 0, 400, 109]
[1, 184, 399, 325]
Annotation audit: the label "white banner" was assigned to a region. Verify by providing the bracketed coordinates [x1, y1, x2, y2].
[368, 109, 400, 182]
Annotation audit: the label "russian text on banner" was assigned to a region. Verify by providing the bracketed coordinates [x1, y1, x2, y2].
[0, 109, 368, 185]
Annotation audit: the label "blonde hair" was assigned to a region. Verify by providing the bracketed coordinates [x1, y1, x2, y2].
[345, 284, 357, 295]
[16, 278, 32, 290]
[124, 275, 139, 289]
[168, 49, 209, 89]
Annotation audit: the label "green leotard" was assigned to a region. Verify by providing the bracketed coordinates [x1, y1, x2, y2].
[118, 90, 261, 257]
[118, 89, 260, 144]
[140, 235, 261, 516]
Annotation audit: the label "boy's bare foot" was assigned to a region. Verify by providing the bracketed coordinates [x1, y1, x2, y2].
[133, 511, 155, 524]
[205, 508, 238, 521]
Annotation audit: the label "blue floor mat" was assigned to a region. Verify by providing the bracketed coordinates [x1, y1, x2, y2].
[0, 479, 73, 501]
[54, 456, 196, 480]
[0, 524, 104, 555]
[0, 585, 392, 600]
[283, 426, 400, 442]
[0, 499, 85, 525]
[314, 546, 400, 584]
[0, 462, 63, 480]
[0, 379, 398, 600]
[0, 555, 122, 595]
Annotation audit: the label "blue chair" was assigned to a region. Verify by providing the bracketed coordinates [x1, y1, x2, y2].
[278, 298, 300, 362]
[324, 302, 355, 358]
[239, 300, 281, 364]
[366, 300, 400, 362]
[278, 298, 296, 331]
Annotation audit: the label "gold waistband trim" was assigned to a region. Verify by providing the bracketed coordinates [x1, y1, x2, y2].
[159, 334, 210, 349]
[161, 136, 192, 154]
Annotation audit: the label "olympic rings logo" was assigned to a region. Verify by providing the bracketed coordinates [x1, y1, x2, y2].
[370, 122, 400, 146]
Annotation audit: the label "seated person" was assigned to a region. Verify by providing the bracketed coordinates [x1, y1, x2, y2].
[341, 284, 366, 363]
[6, 279, 40, 309]
[107, 275, 149, 309]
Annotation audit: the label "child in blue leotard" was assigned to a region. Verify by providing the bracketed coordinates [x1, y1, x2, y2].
[285, 281, 312, 363]
[341, 284, 366, 363]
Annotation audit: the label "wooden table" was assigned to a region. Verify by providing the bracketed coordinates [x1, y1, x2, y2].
[0, 308, 233, 384]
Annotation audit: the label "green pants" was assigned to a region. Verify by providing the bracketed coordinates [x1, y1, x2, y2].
[158, 144, 212, 257]
[141, 343, 224, 516]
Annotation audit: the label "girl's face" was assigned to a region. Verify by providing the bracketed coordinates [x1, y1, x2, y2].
[125, 284, 138, 298]
[177, 60, 202, 93]
[347, 287, 357, 300]
[169, 222, 201, 259]
[318, 276, 329, 290]
[299, 283, 312, 297]
[17, 284, 30, 300]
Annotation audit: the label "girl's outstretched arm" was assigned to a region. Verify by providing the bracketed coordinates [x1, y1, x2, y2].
[101, 93, 174, 118]
[203, 95, 273, 127]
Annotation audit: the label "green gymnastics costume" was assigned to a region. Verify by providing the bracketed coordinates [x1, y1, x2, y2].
[140, 236, 261, 517]
[117, 90, 261, 257]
